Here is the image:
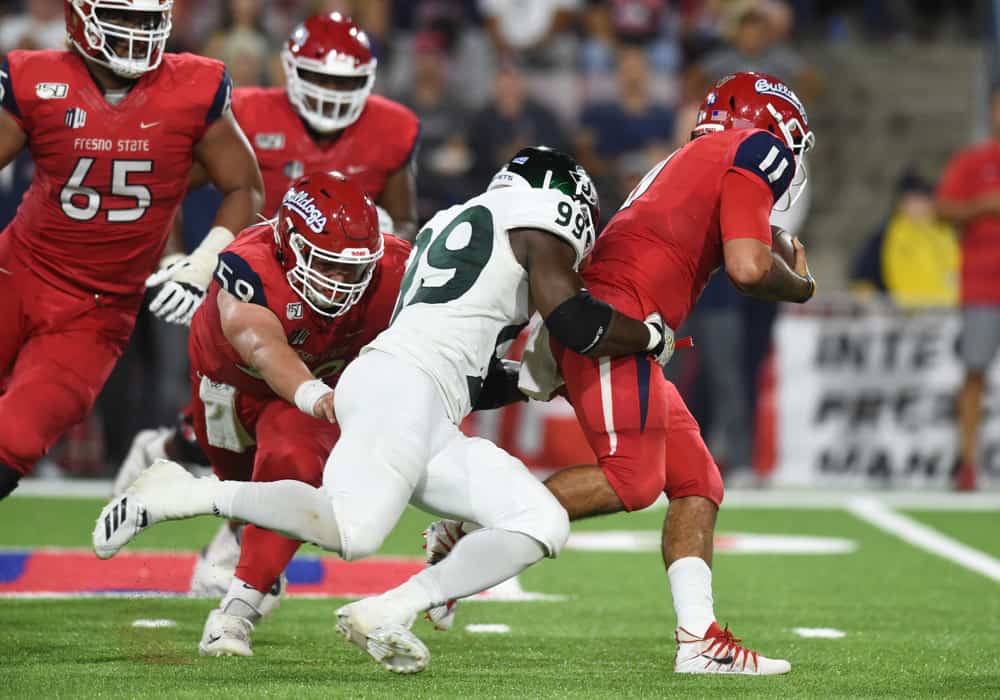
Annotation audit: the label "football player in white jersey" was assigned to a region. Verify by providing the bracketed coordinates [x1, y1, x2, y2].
[92, 148, 677, 673]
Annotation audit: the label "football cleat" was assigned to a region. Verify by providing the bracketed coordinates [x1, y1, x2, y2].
[674, 622, 791, 675]
[199, 609, 254, 657]
[92, 459, 203, 559]
[422, 520, 466, 631]
[336, 599, 427, 674]
[111, 427, 171, 497]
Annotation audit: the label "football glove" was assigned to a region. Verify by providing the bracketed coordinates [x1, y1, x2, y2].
[644, 312, 676, 367]
[146, 226, 235, 325]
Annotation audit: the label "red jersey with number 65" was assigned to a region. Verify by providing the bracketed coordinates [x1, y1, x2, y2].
[0, 50, 231, 296]
[232, 87, 419, 216]
[584, 128, 796, 329]
[188, 223, 410, 400]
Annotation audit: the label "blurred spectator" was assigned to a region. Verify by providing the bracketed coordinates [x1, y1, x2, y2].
[397, 31, 474, 220]
[936, 85, 1000, 491]
[0, 0, 64, 53]
[468, 61, 568, 183]
[480, 0, 580, 68]
[688, 1, 821, 102]
[579, 0, 680, 74]
[576, 46, 675, 213]
[850, 169, 958, 309]
[203, 0, 275, 86]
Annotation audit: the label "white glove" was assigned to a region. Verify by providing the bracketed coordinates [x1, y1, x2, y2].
[644, 312, 676, 367]
[146, 226, 235, 326]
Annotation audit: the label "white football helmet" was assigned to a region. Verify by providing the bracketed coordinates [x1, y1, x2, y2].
[65, 0, 173, 79]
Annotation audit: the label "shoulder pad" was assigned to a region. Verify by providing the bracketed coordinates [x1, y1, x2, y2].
[215, 251, 268, 307]
[733, 130, 796, 203]
[493, 188, 593, 269]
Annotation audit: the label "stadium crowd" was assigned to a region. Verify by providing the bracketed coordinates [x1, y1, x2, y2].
[0, 0, 990, 484]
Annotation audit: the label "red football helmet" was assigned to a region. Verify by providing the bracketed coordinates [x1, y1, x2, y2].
[282, 12, 376, 133]
[65, 0, 172, 79]
[273, 171, 384, 318]
[694, 72, 815, 207]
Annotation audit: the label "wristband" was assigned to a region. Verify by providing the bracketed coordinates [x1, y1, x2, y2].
[644, 322, 663, 352]
[294, 378, 333, 416]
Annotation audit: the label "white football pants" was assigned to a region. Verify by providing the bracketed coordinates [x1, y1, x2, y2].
[322, 349, 569, 561]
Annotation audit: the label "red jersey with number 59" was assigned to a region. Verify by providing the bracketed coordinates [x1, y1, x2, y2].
[231, 88, 419, 217]
[0, 50, 231, 296]
[188, 224, 411, 399]
[584, 128, 796, 328]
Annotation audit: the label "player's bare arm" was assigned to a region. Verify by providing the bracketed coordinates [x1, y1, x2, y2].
[724, 237, 814, 302]
[0, 104, 26, 169]
[195, 111, 265, 235]
[147, 112, 265, 324]
[378, 162, 418, 242]
[720, 170, 814, 303]
[217, 289, 334, 422]
[510, 227, 665, 358]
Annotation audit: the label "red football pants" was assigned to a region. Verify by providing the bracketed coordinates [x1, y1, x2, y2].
[554, 342, 724, 512]
[189, 371, 340, 594]
[0, 237, 139, 475]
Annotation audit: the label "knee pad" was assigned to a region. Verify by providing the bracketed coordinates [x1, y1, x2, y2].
[0, 462, 22, 500]
[338, 521, 389, 562]
[600, 454, 667, 512]
[498, 495, 571, 559]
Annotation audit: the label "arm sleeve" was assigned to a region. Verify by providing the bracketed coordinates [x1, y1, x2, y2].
[0, 59, 22, 125]
[205, 69, 233, 126]
[731, 130, 795, 203]
[936, 151, 971, 203]
[720, 169, 773, 245]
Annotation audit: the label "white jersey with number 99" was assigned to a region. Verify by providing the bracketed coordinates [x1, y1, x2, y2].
[365, 187, 592, 423]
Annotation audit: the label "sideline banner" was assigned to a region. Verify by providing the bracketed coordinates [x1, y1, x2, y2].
[774, 311, 1000, 488]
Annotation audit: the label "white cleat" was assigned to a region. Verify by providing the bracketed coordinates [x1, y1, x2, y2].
[189, 523, 286, 617]
[422, 520, 466, 631]
[111, 427, 171, 497]
[336, 600, 428, 674]
[674, 622, 791, 675]
[198, 609, 254, 657]
[92, 459, 204, 559]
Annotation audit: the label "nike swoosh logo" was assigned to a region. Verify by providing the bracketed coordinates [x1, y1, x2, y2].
[700, 653, 735, 664]
[207, 635, 222, 644]
[140, 121, 160, 129]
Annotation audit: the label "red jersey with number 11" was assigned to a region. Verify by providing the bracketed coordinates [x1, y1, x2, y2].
[584, 128, 796, 329]
[0, 49, 231, 296]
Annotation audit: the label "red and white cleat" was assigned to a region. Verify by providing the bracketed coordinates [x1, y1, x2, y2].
[422, 520, 467, 631]
[674, 622, 791, 675]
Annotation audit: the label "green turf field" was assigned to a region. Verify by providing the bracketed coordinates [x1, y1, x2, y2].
[2, 493, 999, 698]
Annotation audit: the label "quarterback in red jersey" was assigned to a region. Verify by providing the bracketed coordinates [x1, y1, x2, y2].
[0, 0, 263, 499]
[426, 73, 816, 674]
[182, 172, 409, 656]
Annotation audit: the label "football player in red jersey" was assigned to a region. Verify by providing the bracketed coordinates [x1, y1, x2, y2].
[423, 72, 816, 675]
[0, 0, 263, 500]
[112, 11, 420, 602]
[178, 171, 409, 656]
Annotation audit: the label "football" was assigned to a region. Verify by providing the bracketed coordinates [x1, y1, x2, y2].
[771, 225, 797, 268]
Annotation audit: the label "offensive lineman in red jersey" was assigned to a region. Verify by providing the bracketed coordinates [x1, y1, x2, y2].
[425, 73, 816, 674]
[180, 172, 409, 656]
[0, 0, 263, 500]
[111, 11, 420, 604]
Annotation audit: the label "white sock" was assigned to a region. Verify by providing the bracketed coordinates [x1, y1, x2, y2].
[383, 529, 546, 615]
[212, 480, 342, 552]
[219, 576, 264, 622]
[667, 556, 716, 636]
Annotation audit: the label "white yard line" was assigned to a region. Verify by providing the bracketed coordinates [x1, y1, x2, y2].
[847, 498, 1000, 583]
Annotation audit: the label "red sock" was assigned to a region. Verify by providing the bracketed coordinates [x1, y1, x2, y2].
[235, 525, 302, 594]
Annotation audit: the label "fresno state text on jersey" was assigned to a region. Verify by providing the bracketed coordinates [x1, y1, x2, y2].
[189, 223, 410, 399]
[232, 87, 419, 216]
[0, 50, 231, 295]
